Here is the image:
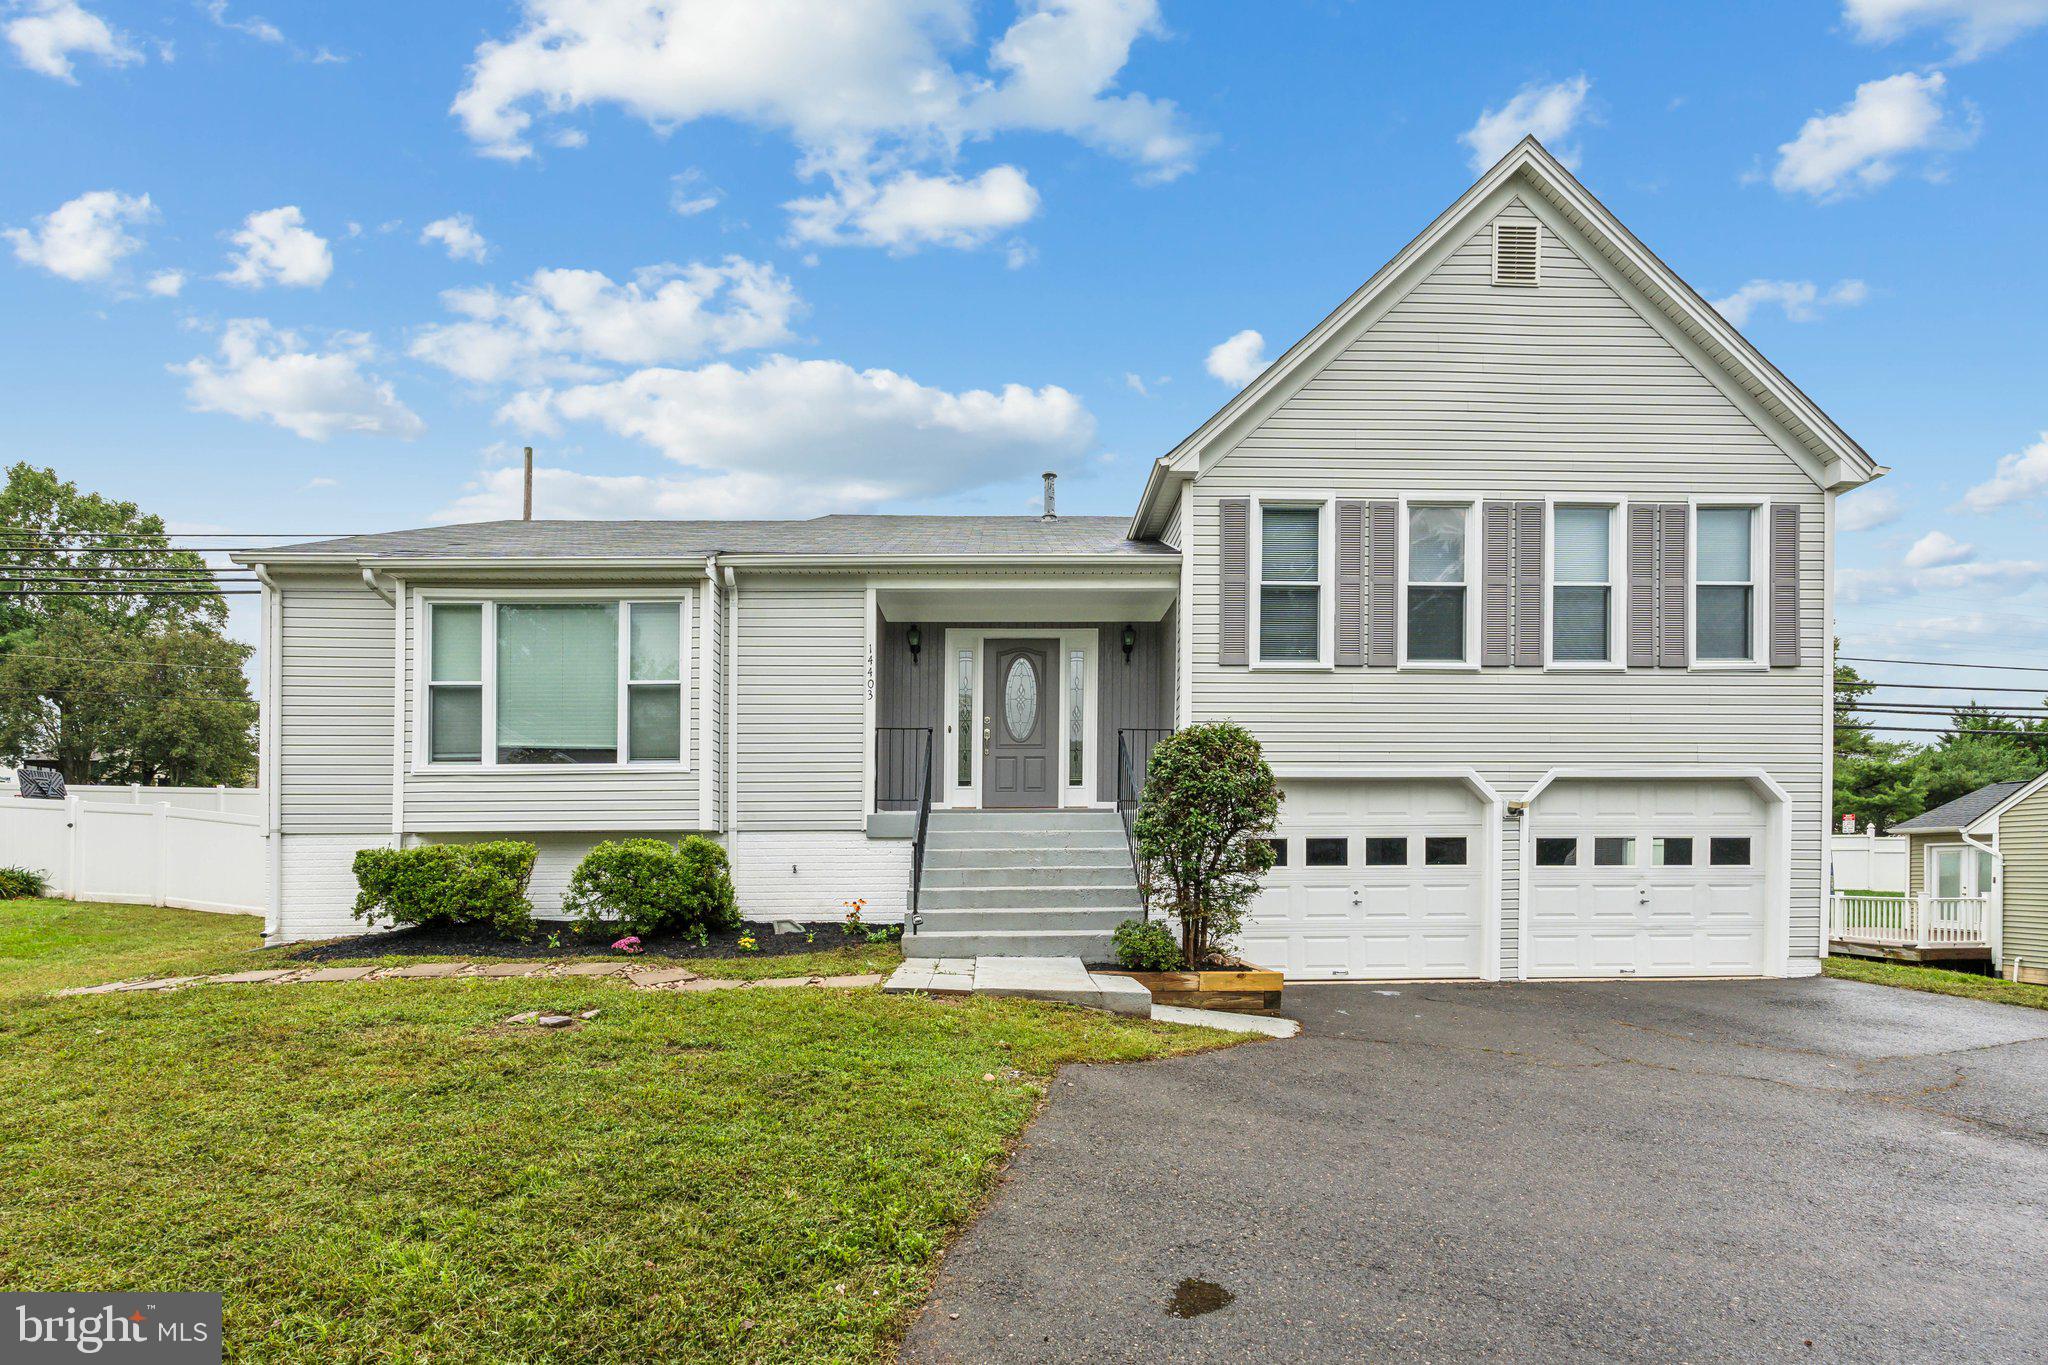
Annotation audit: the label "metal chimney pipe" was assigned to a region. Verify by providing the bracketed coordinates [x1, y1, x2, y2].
[1042, 471, 1057, 520]
[522, 447, 534, 521]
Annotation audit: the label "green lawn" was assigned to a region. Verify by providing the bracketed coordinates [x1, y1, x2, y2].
[1824, 955, 2048, 1011]
[0, 900, 1243, 1363]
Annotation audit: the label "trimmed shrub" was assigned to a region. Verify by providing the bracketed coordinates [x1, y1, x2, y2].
[1111, 918, 1181, 972]
[352, 841, 537, 936]
[0, 865, 49, 900]
[562, 835, 740, 938]
[1133, 722, 1281, 969]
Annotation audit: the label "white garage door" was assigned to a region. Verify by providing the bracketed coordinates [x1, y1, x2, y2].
[1239, 779, 1488, 981]
[1525, 780, 1769, 978]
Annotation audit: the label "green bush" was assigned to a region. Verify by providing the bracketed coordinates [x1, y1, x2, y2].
[562, 835, 740, 938]
[0, 865, 48, 900]
[1111, 918, 1181, 972]
[352, 841, 537, 936]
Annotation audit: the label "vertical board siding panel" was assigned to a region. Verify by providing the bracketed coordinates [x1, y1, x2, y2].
[1626, 505, 1659, 668]
[1335, 500, 1366, 667]
[1218, 498, 1250, 666]
[1481, 501, 1514, 667]
[1367, 500, 1398, 667]
[1514, 500, 1545, 667]
[1099, 622, 1172, 801]
[1658, 503, 1689, 669]
[1770, 503, 1801, 667]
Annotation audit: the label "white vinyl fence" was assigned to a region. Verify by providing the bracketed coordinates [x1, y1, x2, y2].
[0, 793, 265, 915]
[1830, 832, 1908, 894]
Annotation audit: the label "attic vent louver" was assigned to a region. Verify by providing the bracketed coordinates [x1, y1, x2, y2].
[1493, 221, 1539, 286]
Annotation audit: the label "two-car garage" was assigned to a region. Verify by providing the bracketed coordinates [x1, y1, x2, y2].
[1236, 772, 1780, 982]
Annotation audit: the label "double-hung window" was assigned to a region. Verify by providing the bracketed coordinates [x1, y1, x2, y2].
[1551, 505, 1613, 663]
[1405, 505, 1469, 662]
[426, 598, 687, 767]
[1258, 504, 1322, 663]
[1696, 507, 1756, 662]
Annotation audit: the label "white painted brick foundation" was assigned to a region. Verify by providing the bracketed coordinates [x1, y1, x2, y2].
[730, 831, 911, 924]
[275, 834, 391, 943]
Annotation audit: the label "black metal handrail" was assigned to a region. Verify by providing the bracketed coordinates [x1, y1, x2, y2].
[1117, 727, 1174, 919]
[906, 727, 935, 932]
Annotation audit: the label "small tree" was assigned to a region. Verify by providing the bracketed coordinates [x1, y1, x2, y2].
[1132, 722, 1281, 968]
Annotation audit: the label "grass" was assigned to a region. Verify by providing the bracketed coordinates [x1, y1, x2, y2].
[0, 900, 1242, 1362]
[1824, 955, 2048, 1011]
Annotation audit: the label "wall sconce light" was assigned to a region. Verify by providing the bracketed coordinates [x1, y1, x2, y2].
[906, 625, 922, 665]
[1121, 624, 1137, 663]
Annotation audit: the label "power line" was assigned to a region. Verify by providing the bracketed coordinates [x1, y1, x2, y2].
[1853, 724, 2048, 740]
[1840, 655, 2048, 675]
[1841, 679, 2048, 696]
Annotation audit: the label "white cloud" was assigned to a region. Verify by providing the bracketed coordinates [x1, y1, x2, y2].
[173, 318, 424, 441]
[1959, 431, 2048, 511]
[669, 169, 722, 217]
[304, 475, 339, 489]
[1770, 71, 1975, 199]
[202, 1, 282, 45]
[1839, 486, 1901, 532]
[145, 268, 186, 297]
[1844, 0, 2048, 60]
[1840, 557, 2048, 604]
[493, 354, 1094, 515]
[420, 214, 489, 263]
[4, 189, 154, 282]
[449, 0, 1195, 248]
[1460, 75, 1591, 172]
[5, 1, 141, 82]
[1904, 529, 1974, 568]
[1711, 277, 1869, 326]
[1204, 329, 1268, 388]
[410, 257, 800, 385]
[787, 165, 1040, 252]
[218, 206, 333, 289]
[1124, 372, 1148, 397]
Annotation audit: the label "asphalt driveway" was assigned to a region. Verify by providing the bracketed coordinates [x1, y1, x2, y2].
[903, 978, 2048, 1362]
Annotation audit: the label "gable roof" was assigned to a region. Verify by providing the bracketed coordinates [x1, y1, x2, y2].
[1890, 779, 2033, 834]
[1129, 136, 1883, 538]
[238, 514, 1175, 567]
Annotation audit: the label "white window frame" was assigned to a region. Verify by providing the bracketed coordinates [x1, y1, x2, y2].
[1544, 498, 1624, 671]
[1689, 498, 1766, 671]
[414, 587, 692, 773]
[1250, 496, 1334, 670]
[1397, 497, 1479, 670]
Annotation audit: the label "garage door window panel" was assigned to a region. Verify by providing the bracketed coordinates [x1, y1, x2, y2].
[1305, 837, 1348, 867]
[1265, 838, 1288, 867]
[1425, 836, 1467, 866]
[1536, 837, 1578, 867]
[1653, 837, 1694, 867]
[1594, 836, 1635, 867]
[1406, 505, 1470, 663]
[1364, 836, 1407, 867]
[1709, 836, 1752, 867]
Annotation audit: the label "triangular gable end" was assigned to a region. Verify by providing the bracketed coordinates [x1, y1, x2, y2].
[1130, 138, 1881, 539]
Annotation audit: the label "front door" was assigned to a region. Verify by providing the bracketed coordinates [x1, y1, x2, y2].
[983, 639, 1057, 808]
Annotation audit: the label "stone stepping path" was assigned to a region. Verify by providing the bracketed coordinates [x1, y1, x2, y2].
[54, 962, 887, 998]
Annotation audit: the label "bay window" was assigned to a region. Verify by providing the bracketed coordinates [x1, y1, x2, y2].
[1405, 504, 1469, 662]
[1551, 504, 1613, 663]
[1696, 506, 1756, 662]
[425, 597, 688, 768]
[1257, 504, 1323, 663]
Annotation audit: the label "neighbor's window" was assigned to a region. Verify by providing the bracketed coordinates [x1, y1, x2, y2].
[1259, 504, 1322, 662]
[1068, 649, 1085, 787]
[1406, 505, 1468, 662]
[956, 649, 973, 787]
[428, 603, 483, 763]
[1552, 505, 1612, 663]
[1696, 507, 1755, 662]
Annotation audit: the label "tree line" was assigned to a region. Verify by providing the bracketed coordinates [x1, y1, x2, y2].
[1835, 658, 2048, 832]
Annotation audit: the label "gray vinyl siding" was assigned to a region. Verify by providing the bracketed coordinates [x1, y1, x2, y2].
[1999, 791, 2048, 973]
[399, 582, 705, 833]
[1188, 198, 1831, 974]
[277, 574, 394, 835]
[736, 576, 867, 831]
[1906, 834, 1937, 899]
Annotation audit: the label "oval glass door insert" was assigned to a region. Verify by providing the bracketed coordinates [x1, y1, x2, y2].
[1003, 656, 1038, 741]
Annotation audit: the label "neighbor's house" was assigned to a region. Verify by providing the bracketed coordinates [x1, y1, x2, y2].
[237, 139, 1881, 982]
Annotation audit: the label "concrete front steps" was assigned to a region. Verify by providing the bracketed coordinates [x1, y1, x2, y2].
[903, 809, 1140, 961]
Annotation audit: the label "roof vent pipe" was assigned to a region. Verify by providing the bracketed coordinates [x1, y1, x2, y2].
[522, 447, 534, 521]
[1042, 471, 1057, 520]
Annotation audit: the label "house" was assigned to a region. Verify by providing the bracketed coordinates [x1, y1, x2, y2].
[1844, 776, 2048, 981]
[237, 138, 1881, 981]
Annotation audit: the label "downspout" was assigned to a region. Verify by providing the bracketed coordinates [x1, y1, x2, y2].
[723, 564, 739, 838]
[254, 564, 283, 944]
[360, 567, 394, 604]
[700, 555, 719, 834]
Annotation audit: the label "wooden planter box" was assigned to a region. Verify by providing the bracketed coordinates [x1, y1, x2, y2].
[1103, 968, 1284, 1014]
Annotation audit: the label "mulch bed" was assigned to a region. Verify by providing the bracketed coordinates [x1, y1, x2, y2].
[283, 921, 891, 963]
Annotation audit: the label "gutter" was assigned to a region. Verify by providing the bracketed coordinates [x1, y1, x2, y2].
[252, 564, 284, 943]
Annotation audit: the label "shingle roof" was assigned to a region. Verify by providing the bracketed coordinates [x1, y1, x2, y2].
[1889, 779, 2031, 833]
[244, 514, 1174, 562]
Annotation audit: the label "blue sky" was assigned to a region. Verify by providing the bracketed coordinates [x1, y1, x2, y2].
[3, 0, 2047, 675]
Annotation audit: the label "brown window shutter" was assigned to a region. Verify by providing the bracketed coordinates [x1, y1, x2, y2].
[1626, 504, 1659, 668]
[1367, 500, 1397, 667]
[1658, 503, 1689, 669]
[1770, 503, 1802, 667]
[1218, 498, 1249, 667]
[1481, 501, 1514, 667]
[1514, 500, 1545, 667]
[1335, 500, 1365, 667]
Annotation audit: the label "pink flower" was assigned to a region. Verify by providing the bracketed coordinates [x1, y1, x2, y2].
[612, 935, 643, 954]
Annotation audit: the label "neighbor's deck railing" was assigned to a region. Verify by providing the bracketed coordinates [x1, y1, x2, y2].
[1829, 892, 1990, 949]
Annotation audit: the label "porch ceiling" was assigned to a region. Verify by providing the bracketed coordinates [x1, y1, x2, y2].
[875, 580, 1174, 624]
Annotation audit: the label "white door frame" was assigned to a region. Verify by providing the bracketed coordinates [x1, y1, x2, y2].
[939, 628, 1103, 812]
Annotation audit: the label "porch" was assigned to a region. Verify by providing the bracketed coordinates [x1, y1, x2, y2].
[1829, 892, 1994, 965]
